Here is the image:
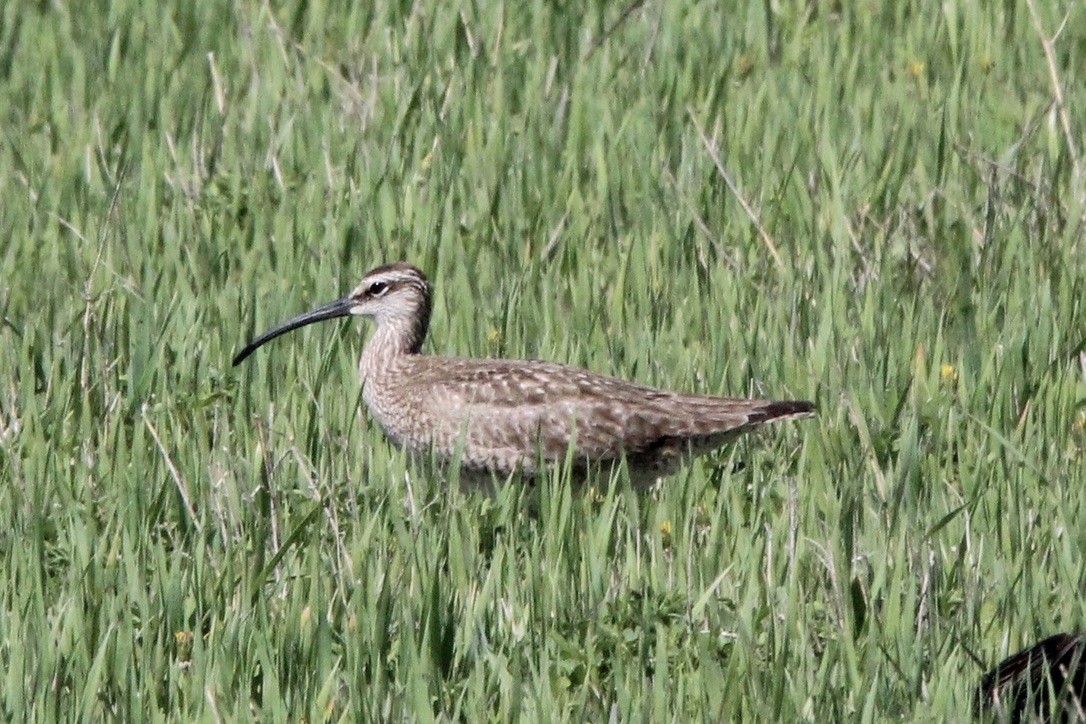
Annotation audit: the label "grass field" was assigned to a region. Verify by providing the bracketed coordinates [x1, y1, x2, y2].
[2, 0, 1085, 719]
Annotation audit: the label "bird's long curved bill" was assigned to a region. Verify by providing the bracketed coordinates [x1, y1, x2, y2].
[232, 297, 354, 366]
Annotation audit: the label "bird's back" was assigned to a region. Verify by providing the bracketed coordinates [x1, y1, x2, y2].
[363, 355, 813, 480]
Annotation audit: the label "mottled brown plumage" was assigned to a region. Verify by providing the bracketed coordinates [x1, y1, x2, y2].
[234, 263, 815, 487]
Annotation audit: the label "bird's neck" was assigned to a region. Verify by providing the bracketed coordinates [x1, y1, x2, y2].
[360, 317, 425, 379]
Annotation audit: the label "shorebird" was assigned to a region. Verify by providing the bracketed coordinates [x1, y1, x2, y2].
[233, 262, 814, 487]
[976, 632, 1085, 721]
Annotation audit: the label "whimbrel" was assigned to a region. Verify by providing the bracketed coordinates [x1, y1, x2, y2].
[233, 263, 814, 487]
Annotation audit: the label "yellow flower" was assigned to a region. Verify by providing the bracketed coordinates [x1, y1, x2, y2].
[736, 55, 754, 78]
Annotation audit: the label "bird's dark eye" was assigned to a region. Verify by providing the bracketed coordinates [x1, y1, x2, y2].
[367, 281, 389, 297]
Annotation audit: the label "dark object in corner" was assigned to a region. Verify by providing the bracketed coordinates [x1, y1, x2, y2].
[976, 632, 1085, 722]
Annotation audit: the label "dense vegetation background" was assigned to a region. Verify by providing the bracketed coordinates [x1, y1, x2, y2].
[1, 0, 1084, 719]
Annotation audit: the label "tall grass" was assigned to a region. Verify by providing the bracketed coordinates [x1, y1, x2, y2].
[1, 0, 1084, 719]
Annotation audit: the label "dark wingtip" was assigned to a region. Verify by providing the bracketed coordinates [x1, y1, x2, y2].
[759, 400, 816, 422]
